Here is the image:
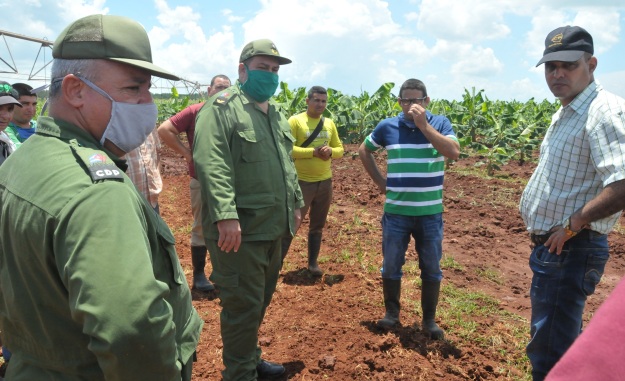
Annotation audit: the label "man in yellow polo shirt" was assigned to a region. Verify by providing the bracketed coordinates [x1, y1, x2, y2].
[282, 86, 344, 275]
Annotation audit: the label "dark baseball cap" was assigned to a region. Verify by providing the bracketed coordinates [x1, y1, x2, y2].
[53, 14, 180, 80]
[536, 25, 594, 66]
[0, 82, 22, 108]
[239, 39, 292, 65]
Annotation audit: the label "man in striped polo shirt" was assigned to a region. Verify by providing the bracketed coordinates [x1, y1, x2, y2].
[359, 78, 459, 339]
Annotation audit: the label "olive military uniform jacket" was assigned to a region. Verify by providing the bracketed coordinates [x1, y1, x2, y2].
[0, 117, 203, 381]
[193, 82, 304, 241]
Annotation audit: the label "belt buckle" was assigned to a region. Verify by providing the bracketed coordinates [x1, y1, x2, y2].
[530, 232, 551, 246]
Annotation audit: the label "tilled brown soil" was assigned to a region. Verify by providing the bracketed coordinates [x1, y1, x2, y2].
[159, 144, 625, 380]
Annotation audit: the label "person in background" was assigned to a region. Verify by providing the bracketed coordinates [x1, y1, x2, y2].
[124, 128, 162, 213]
[520, 25, 625, 380]
[193, 39, 303, 380]
[5, 83, 38, 148]
[158, 73, 231, 292]
[0, 14, 202, 380]
[0, 82, 21, 166]
[359, 78, 459, 339]
[281, 85, 344, 275]
[0, 81, 21, 378]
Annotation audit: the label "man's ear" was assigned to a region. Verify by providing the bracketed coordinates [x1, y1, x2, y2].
[62, 75, 86, 108]
[238, 63, 247, 82]
[588, 56, 598, 75]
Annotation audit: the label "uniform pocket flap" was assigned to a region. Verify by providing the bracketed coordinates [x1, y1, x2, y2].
[236, 193, 275, 209]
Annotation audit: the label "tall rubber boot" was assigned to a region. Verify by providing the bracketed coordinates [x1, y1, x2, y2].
[280, 235, 293, 266]
[421, 280, 445, 340]
[307, 233, 323, 276]
[191, 245, 215, 292]
[377, 278, 401, 329]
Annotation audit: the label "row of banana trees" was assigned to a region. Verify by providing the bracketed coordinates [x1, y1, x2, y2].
[156, 82, 559, 176]
[273, 83, 559, 176]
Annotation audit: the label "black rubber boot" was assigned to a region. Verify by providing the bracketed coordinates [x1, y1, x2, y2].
[307, 233, 323, 276]
[377, 278, 401, 329]
[421, 280, 445, 340]
[280, 235, 293, 266]
[191, 245, 214, 292]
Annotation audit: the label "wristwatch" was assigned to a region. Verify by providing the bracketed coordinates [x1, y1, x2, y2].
[562, 217, 580, 238]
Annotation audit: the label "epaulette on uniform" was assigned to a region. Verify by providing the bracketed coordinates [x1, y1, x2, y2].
[213, 91, 236, 106]
[69, 139, 124, 182]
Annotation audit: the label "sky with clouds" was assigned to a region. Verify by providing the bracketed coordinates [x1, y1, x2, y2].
[1, 0, 624, 101]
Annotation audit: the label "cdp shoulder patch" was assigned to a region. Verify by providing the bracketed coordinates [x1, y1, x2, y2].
[70, 141, 124, 182]
[214, 91, 234, 106]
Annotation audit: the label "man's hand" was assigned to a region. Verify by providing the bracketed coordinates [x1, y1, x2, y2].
[217, 219, 241, 253]
[543, 227, 571, 255]
[313, 145, 332, 161]
[294, 208, 302, 232]
[183, 150, 193, 164]
[407, 104, 427, 129]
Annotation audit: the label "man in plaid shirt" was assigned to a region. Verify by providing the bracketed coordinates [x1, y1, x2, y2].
[520, 25, 625, 381]
[125, 128, 162, 213]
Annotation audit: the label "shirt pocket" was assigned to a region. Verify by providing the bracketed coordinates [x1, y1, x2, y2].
[237, 127, 268, 163]
[235, 127, 272, 194]
[236, 193, 276, 234]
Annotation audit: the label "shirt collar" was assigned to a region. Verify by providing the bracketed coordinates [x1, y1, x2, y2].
[566, 81, 600, 115]
[36, 116, 124, 164]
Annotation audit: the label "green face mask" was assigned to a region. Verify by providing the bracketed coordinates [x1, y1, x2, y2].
[241, 64, 279, 102]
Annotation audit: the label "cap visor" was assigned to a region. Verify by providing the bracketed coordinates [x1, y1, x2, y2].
[277, 56, 292, 65]
[536, 50, 585, 66]
[0, 96, 23, 107]
[110, 58, 180, 80]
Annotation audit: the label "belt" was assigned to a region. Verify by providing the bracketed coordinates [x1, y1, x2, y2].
[530, 229, 595, 246]
[530, 232, 551, 246]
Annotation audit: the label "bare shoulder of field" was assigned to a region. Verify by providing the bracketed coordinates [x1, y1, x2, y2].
[159, 144, 625, 380]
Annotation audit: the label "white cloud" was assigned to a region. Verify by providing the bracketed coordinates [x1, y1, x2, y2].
[149, 0, 238, 86]
[596, 70, 625, 99]
[525, 6, 622, 66]
[222, 9, 243, 23]
[405, 12, 419, 23]
[418, 0, 511, 42]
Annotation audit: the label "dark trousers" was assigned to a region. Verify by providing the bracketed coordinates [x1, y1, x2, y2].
[207, 239, 282, 381]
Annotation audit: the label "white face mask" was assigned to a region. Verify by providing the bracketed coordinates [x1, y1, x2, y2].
[78, 76, 158, 153]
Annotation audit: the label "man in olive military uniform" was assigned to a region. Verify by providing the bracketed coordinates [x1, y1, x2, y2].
[0, 14, 202, 380]
[194, 39, 303, 380]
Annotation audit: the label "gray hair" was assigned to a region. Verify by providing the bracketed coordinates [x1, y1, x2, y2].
[49, 59, 100, 98]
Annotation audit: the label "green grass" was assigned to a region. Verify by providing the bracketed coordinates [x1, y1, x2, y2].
[476, 267, 504, 285]
[439, 283, 531, 380]
[441, 254, 463, 271]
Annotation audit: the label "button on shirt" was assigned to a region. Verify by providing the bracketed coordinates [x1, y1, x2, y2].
[520, 81, 625, 234]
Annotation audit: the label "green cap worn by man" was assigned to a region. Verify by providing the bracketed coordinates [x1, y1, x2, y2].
[0, 14, 202, 381]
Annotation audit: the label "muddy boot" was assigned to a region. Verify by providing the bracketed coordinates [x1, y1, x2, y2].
[307, 233, 323, 276]
[377, 278, 401, 329]
[421, 280, 445, 340]
[281, 235, 293, 266]
[191, 245, 214, 292]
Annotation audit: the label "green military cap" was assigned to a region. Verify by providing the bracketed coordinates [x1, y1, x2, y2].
[0, 81, 22, 108]
[52, 14, 179, 80]
[239, 39, 292, 65]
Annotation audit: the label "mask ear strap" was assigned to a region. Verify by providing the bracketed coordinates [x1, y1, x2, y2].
[76, 75, 114, 101]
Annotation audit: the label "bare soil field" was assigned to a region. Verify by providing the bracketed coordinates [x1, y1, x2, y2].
[159, 144, 625, 380]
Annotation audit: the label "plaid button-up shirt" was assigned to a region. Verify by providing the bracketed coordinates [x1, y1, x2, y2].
[520, 81, 625, 234]
[124, 128, 162, 209]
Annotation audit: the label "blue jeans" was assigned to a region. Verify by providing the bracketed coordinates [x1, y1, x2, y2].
[526, 230, 609, 381]
[381, 212, 443, 281]
[1, 345, 10, 361]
